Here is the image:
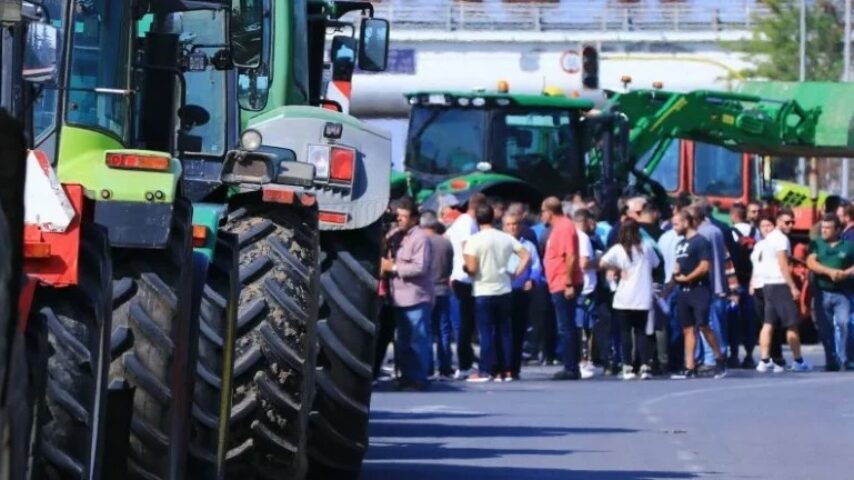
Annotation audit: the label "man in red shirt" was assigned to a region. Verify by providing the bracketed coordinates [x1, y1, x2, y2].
[541, 197, 584, 380]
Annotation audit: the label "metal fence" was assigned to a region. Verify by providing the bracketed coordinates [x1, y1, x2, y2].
[372, 1, 772, 32]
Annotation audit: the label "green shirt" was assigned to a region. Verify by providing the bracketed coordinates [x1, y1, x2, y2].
[809, 238, 854, 292]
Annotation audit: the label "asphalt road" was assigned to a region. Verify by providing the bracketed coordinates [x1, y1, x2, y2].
[362, 348, 853, 480]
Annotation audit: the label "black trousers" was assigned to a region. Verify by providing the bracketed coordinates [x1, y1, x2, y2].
[529, 281, 557, 361]
[510, 288, 531, 376]
[373, 300, 396, 377]
[616, 309, 652, 369]
[452, 281, 476, 371]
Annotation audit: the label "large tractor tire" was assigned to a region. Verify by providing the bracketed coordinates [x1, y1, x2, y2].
[188, 233, 239, 479]
[31, 223, 112, 479]
[109, 198, 195, 479]
[307, 223, 382, 479]
[0, 108, 26, 403]
[223, 201, 319, 480]
[0, 109, 28, 480]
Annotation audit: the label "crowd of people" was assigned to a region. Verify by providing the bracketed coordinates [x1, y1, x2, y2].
[374, 191, 854, 390]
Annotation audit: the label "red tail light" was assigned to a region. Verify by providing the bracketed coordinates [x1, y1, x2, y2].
[319, 211, 348, 225]
[192, 225, 208, 248]
[329, 147, 355, 184]
[106, 153, 170, 172]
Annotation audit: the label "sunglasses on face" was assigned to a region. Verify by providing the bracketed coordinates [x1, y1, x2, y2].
[782, 220, 794, 225]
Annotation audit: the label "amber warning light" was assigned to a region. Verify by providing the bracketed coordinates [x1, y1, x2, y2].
[106, 153, 170, 172]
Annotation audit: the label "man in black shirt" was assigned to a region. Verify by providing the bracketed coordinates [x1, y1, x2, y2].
[671, 209, 727, 379]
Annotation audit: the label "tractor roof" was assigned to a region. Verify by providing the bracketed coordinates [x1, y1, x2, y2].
[405, 90, 594, 110]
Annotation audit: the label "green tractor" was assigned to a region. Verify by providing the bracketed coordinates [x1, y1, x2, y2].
[401, 87, 628, 219]
[175, 1, 391, 478]
[17, 0, 250, 477]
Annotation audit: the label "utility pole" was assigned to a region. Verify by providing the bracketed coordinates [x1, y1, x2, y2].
[846, 0, 852, 81]
[798, 0, 807, 185]
[846, 0, 852, 197]
[799, 0, 806, 82]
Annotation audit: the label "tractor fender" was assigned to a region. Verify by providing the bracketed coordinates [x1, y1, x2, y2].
[246, 106, 391, 232]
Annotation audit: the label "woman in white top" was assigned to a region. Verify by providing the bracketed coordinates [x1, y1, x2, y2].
[749, 215, 785, 367]
[600, 220, 661, 380]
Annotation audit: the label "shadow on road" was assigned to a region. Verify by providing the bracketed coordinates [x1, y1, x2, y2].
[370, 421, 637, 439]
[361, 463, 703, 480]
[371, 410, 489, 421]
[367, 441, 583, 461]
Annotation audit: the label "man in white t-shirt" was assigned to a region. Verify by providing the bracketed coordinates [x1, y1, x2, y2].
[463, 204, 530, 382]
[445, 192, 487, 379]
[755, 208, 810, 372]
[573, 209, 602, 377]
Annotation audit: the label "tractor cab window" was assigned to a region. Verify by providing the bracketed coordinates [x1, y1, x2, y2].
[645, 139, 680, 192]
[181, 10, 227, 155]
[491, 109, 578, 179]
[30, 0, 65, 142]
[65, 0, 132, 142]
[406, 106, 486, 175]
[693, 142, 743, 198]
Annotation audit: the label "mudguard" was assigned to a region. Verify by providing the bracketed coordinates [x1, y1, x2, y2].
[245, 106, 391, 231]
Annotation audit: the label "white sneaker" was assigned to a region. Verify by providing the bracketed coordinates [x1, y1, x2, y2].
[772, 362, 785, 373]
[621, 366, 636, 380]
[582, 362, 604, 375]
[580, 368, 595, 380]
[756, 360, 773, 373]
[790, 360, 811, 372]
[465, 373, 492, 383]
[639, 365, 653, 380]
[454, 368, 473, 380]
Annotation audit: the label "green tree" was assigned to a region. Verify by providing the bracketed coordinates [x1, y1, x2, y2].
[727, 0, 844, 81]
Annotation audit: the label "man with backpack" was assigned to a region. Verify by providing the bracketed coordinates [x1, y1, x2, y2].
[729, 203, 759, 368]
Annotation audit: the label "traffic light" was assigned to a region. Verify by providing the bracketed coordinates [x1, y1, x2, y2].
[582, 45, 599, 90]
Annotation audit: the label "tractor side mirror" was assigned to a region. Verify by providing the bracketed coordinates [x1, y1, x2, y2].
[358, 17, 389, 72]
[22, 22, 59, 86]
[230, 0, 265, 69]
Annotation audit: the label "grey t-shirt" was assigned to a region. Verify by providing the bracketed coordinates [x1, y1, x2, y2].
[428, 234, 453, 297]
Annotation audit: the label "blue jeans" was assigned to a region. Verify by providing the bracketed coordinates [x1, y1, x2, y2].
[848, 294, 854, 364]
[430, 295, 454, 376]
[474, 294, 513, 376]
[551, 293, 580, 375]
[394, 303, 433, 384]
[815, 289, 849, 367]
[698, 296, 728, 365]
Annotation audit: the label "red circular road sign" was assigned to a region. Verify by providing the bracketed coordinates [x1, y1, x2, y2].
[560, 50, 581, 74]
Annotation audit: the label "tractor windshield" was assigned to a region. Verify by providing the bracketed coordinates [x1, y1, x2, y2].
[406, 106, 487, 175]
[693, 142, 744, 198]
[182, 10, 228, 155]
[65, 0, 132, 142]
[489, 108, 580, 180]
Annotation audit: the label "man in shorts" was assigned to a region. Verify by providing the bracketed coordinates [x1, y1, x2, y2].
[670, 209, 727, 379]
[755, 208, 811, 372]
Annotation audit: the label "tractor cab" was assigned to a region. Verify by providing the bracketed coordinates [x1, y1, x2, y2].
[403, 87, 627, 215]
